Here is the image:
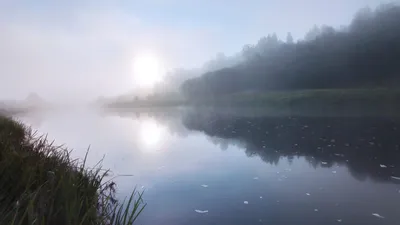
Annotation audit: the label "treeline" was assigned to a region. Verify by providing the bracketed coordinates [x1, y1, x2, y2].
[181, 3, 400, 98]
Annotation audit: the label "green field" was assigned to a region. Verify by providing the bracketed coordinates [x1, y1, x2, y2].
[105, 88, 400, 116]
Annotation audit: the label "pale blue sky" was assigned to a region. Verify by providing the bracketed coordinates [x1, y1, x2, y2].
[0, 0, 394, 101]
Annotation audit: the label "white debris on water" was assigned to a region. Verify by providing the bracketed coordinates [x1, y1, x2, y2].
[276, 171, 280, 174]
[332, 171, 337, 174]
[331, 139, 336, 143]
[321, 162, 328, 165]
[260, 196, 263, 199]
[244, 201, 249, 204]
[306, 193, 311, 196]
[201, 184, 208, 188]
[253, 177, 259, 180]
[195, 210, 208, 214]
[337, 219, 342, 222]
[380, 164, 387, 168]
[391, 176, 400, 180]
[334, 153, 344, 157]
[314, 209, 319, 212]
[372, 213, 385, 219]
[157, 166, 165, 170]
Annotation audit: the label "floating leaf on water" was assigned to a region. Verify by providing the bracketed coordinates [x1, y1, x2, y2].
[391, 176, 400, 180]
[201, 184, 208, 188]
[380, 164, 387, 168]
[306, 193, 311, 196]
[372, 213, 384, 219]
[195, 210, 208, 214]
[244, 201, 249, 204]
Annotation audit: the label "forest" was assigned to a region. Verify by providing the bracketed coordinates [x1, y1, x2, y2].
[181, 3, 400, 98]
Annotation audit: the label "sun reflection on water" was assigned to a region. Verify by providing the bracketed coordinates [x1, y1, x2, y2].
[139, 119, 166, 152]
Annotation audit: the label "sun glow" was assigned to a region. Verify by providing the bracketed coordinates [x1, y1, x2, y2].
[132, 53, 165, 87]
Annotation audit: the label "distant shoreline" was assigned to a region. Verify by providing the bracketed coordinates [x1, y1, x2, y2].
[103, 88, 400, 117]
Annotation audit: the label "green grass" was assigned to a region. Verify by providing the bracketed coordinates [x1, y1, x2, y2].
[105, 88, 400, 108]
[103, 88, 400, 116]
[0, 116, 145, 225]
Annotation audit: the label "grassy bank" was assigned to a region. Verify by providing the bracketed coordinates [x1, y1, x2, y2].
[191, 88, 400, 116]
[0, 116, 145, 225]
[105, 88, 400, 115]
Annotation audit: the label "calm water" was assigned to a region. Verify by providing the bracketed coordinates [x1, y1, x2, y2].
[16, 108, 400, 225]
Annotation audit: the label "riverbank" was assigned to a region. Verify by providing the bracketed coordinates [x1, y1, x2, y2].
[104, 88, 400, 116]
[0, 116, 145, 225]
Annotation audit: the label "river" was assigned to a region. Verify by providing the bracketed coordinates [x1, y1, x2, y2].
[15, 107, 400, 225]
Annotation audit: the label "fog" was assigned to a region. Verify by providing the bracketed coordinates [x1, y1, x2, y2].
[182, 2, 400, 97]
[0, 0, 390, 104]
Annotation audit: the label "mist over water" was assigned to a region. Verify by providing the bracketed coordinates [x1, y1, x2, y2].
[15, 108, 400, 225]
[2, 1, 400, 224]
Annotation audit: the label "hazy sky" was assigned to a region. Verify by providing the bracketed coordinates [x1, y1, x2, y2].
[0, 0, 392, 102]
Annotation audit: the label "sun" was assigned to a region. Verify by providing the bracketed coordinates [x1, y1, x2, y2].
[132, 53, 165, 87]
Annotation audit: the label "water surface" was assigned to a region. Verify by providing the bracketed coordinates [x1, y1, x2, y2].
[17, 108, 400, 225]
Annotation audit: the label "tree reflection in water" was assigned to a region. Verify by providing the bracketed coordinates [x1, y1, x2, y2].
[182, 111, 400, 183]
